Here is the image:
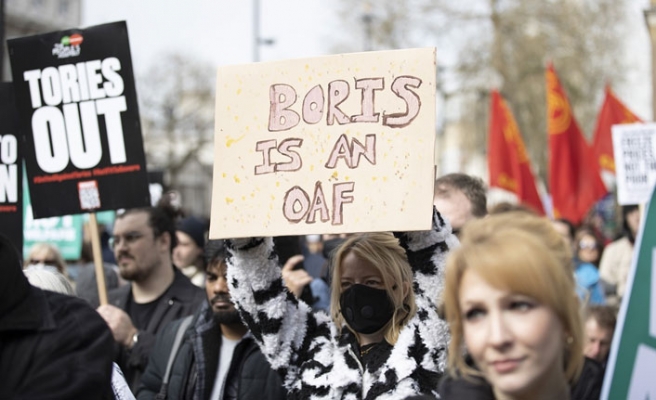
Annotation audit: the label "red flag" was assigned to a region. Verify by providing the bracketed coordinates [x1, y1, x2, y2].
[546, 64, 607, 224]
[592, 85, 642, 173]
[488, 90, 545, 215]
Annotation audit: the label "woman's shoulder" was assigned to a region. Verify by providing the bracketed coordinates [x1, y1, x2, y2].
[607, 236, 632, 250]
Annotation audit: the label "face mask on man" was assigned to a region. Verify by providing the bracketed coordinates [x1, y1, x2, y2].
[339, 284, 394, 334]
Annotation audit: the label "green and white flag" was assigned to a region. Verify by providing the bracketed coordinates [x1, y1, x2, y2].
[602, 185, 656, 399]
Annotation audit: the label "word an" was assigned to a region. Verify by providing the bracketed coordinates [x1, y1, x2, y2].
[0, 134, 18, 203]
[283, 181, 354, 225]
[269, 76, 422, 132]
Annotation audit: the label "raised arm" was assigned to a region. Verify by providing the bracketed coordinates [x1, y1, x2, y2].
[225, 237, 332, 388]
[394, 207, 458, 304]
[392, 207, 456, 377]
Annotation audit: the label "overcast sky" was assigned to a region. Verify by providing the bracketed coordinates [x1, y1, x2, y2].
[82, 0, 653, 119]
[82, 0, 338, 73]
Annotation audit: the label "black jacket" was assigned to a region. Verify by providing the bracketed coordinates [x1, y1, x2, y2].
[437, 357, 604, 400]
[0, 287, 115, 399]
[109, 268, 205, 391]
[0, 233, 114, 399]
[137, 302, 286, 400]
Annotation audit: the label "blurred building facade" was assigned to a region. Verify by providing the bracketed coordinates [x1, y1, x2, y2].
[2, 0, 82, 81]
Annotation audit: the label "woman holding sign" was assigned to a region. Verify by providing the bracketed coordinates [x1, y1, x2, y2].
[225, 208, 454, 399]
[439, 212, 602, 400]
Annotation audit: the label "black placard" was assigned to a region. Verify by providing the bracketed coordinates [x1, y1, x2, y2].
[8, 21, 150, 218]
[0, 83, 23, 253]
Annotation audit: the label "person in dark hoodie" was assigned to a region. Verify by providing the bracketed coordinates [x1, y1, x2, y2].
[0, 233, 114, 399]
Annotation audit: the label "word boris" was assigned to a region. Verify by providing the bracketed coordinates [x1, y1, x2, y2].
[268, 76, 422, 131]
[23, 57, 127, 174]
[0, 134, 18, 203]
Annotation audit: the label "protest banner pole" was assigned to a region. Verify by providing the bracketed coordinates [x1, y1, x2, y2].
[88, 213, 108, 305]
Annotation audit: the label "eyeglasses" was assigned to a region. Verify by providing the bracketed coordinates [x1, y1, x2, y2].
[579, 241, 597, 250]
[28, 258, 57, 265]
[109, 232, 145, 249]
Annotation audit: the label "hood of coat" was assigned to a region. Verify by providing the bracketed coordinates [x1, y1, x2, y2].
[0, 234, 31, 319]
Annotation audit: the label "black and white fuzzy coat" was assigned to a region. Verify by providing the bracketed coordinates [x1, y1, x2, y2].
[225, 210, 455, 399]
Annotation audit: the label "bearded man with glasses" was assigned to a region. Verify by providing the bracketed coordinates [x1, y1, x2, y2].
[97, 206, 205, 392]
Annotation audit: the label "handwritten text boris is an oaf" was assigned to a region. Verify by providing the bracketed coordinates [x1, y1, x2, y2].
[23, 57, 128, 174]
[258, 76, 422, 226]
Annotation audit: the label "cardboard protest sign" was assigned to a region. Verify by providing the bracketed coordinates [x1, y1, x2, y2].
[612, 123, 656, 205]
[8, 21, 150, 218]
[601, 183, 656, 399]
[210, 48, 437, 239]
[0, 83, 23, 253]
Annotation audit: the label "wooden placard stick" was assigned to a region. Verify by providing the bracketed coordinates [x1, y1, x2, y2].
[88, 213, 108, 305]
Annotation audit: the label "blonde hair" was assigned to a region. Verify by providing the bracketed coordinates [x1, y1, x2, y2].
[330, 232, 417, 345]
[26, 242, 68, 276]
[443, 212, 584, 383]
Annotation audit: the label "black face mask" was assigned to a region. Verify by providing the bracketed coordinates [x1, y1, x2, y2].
[339, 284, 394, 334]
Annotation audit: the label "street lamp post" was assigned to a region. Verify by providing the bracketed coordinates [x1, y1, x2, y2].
[361, 1, 373, 52]
[645, 0, 656, 120]
[253, 0, 260, 62]
[253, 0, 274, 62]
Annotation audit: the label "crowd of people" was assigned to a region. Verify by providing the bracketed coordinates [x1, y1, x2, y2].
[1, 172, 633, 399]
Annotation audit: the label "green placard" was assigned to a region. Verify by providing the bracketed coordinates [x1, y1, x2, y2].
[22, 170, 82, 260]
[602, 186, 656, 399]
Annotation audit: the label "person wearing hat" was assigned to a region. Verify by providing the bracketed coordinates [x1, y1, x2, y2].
[173, 216, 209, 287]
[0, 233, 114, 398]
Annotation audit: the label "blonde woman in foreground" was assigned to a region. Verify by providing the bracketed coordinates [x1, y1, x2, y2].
[439, 212, 603, 400]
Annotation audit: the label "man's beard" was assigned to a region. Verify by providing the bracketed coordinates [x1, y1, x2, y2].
[117, 252, 152, 282]
[209, 294, 243, 325]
